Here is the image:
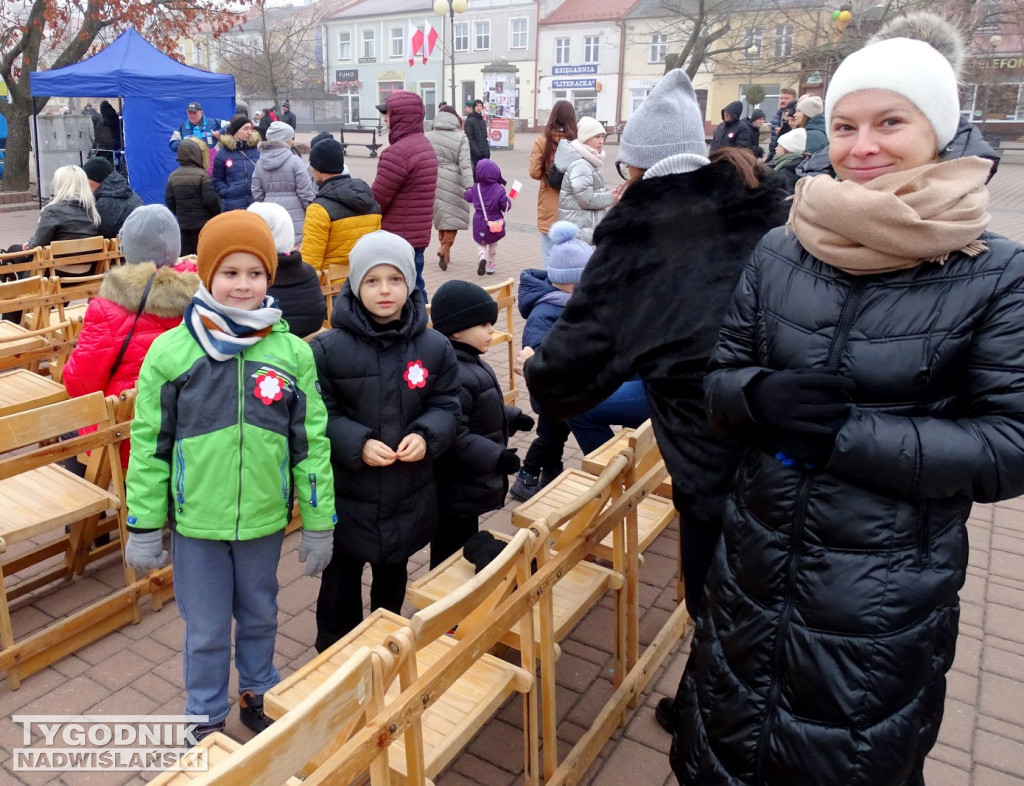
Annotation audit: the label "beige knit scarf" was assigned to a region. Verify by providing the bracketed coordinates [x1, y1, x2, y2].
[788, 156, 992, 276]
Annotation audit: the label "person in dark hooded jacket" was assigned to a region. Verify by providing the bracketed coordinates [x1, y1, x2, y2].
[681, 14, 1024, 785]
[708, 100, 754, 153]
[464, 99, 490, 175]
[744, 108, 767, 158]
[165, 137, 222, 255]
[429, 279, 533, 568]
[82, 156, 143, 238]
[371, 91, 439, 301]
[310, 230, 460, 651]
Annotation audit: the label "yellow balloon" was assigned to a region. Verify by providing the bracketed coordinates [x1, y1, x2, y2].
[839, 10, 852, 21]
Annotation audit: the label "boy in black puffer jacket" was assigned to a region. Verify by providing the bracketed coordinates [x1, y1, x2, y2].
[429, 280, 534, 568]
[310, 230, 460, 651]
[165, 137, 221, 255]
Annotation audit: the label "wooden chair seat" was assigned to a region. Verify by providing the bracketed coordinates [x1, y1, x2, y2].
[266, 608, 530, 780]
[581, 427, 673, 499]
[512, 468, 675, 562]
[0, 464, 119, 546]
[407, 530, 619, 648]
[0, 369, 68, 417]
[0, 321, 47, 354]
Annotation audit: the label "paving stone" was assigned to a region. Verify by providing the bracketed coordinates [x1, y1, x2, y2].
[446, 752, 516, 785]
[567, 604, 617, 653]
[928, 742, 973, 771]
[465, 719, 525, 774]
[937, 698, 976, 752]
[623, 703, 673, 755]
[30, 577, 113, 619]
[985, 603, 1024, 645]
[975, 729, 1024, 773]
[990, 550, 1024, 584]
[566, 677, 614, 729]
[980, 672, 1024, 726]
[589, 736, 672, 785]
[129, 672, 181, 705]
[10, 604, 56, 640]
[555, 651, 605, 693]
[973, 765, 1024, 785]
[126, 636, 175, 666]
[983, 643, 1024, 682]
[86, 647, 158, 691]
[922, 756, 971, 785]
[952, 634, 982, 677]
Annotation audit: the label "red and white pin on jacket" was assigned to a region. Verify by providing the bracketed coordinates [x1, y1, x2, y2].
[404, 359, 428, 389]
[254, 368, 288, 404]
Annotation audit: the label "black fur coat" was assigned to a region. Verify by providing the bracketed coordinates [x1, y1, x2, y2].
[524, 158, 790, 525]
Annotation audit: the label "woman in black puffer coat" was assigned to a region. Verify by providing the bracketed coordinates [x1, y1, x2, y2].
[684, 14, 1024, 785]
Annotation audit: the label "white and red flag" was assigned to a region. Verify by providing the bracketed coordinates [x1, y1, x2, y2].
[423, 19, 439, 64]
[408, 20, 424, 66]
[508, 180, 523, 199]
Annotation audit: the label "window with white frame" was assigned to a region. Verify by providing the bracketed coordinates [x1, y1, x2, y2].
[338, 30, 351, 60]
[584, 35, 599, 64]
[362, 28, 375, 60]
[454, 21, 469, 52]
[555, 37, 570, 65]
[743, 28, 763, 58]
[390, 26, 404, 58]
[774, 25, 793, 58]
[631, 87, 653, 113]
[193, 42, 203, 65]
[510, 18, 528, 49]
[648, 32, 667, 64]
[474, 20, 490, 51]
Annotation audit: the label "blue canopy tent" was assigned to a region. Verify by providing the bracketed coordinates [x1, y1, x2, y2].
[30, 29, 235, 205]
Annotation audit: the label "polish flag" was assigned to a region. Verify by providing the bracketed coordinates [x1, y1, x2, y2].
[408, 20, 424, 66]
[508, 180, 523, 199]
[423, 19, 439, 64]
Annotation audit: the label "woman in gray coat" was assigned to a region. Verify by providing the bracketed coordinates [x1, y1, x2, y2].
[426, 105, 473, 271]
[251, 121, 317, 246]
[555, 116, 616, 244]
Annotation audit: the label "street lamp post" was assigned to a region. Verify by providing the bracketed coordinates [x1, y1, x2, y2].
[434, 0, 468, 108]
[981, 34, 1002, 144]
[746, 43, 759, 115]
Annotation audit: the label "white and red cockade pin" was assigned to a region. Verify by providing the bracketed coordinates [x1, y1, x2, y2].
[254, 369, 285, 404]
[404, 360, 428, 389]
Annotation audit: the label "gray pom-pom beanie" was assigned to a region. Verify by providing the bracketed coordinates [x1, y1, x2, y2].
[120, 205, 181, 267]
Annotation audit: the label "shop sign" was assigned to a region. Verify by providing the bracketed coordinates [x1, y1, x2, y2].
[552, 79, 596, 89]
[358, 56, 376, 64]
[336, 69, 359, 81]
[976, 56, 1024, 72]
[552, 64, 598, 76]
[378, 70, 404, 81]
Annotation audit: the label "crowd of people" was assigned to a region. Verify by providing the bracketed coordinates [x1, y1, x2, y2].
[7, 10, 1023, 783]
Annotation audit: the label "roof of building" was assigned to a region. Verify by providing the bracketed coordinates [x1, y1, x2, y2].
[541, 0, 641, 25]
[327, 0, 434, 19]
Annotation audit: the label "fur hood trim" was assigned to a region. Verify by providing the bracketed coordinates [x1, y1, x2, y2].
[98, 262, 200, 318]
[219, 131, 262, 152]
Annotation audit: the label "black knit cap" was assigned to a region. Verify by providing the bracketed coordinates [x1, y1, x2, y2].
[82, 156, 113, 183]
[226, 114, 251, 135]
[431, 279, 498, 336]
[309, 138, 345, 174]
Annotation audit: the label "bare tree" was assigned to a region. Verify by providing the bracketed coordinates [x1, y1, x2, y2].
[212, 0, 333, 106]
[0, 0, 233, 191]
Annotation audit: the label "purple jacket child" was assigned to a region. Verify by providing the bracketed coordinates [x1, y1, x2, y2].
[464, 159, 512, 245]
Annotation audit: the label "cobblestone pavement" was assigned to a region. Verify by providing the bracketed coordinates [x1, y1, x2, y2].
[0, 138, 1022, 785]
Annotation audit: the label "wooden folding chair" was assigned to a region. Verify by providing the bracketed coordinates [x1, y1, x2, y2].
[0, 276, 74, 379]
[0, 245, 49, 281]
[315, 268, 341, 330]
[0, 390, 139, 688]
[481, 277, 517, 405]
[43, 236, 110, 334]
[266, 527, 541, 785]
[105, 236, 126, 267]
[149, 645, 398, 786]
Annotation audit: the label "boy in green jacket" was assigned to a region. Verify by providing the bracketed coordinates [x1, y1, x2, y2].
[124, 210, 336, 743]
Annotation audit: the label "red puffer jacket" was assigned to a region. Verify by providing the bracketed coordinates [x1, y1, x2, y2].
[63, 262, 199, 466]
[371, 91, 439, 249]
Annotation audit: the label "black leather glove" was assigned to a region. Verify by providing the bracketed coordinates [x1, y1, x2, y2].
[463, 531, 507, 574]
[496, 448, 521, 474]
[747, 368, 854, 435]
[512, 413, 536, 434]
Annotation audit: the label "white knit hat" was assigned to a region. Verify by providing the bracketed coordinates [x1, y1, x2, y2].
[247, 202, 295, 255]
[778, 128, 807, 156]
[576, 116, 606, 144]
[825, 37, 960, 151]
[796, 96, 823, 118]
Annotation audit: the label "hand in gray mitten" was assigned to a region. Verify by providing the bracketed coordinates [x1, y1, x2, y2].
[125, 530, 168, 571]
[298, 529, 334, 577]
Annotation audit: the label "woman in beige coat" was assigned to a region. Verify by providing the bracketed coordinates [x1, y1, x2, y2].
[528, 100, 577, 265]
[426, 105, 474, 270]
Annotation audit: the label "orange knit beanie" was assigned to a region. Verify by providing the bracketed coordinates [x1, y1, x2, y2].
[196, 211, 278, 289]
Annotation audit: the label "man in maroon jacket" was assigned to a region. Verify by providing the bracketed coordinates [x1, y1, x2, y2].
[372, 91, 439, 301]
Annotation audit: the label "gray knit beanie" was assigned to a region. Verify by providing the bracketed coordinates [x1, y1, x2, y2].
[619, 69, 708, 171]
[120, 205, 181, 267]
[266, 121, 294, 143]
[348, 230, 417, 295]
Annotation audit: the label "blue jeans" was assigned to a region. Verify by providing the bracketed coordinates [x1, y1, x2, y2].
[413, 247, 427, 303]
[568, 379, 651, 455]
[540, 231, 554, 267]
[172, 529, 284, 724]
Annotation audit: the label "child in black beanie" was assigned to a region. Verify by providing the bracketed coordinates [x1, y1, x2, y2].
[430, 280, 534, 567]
